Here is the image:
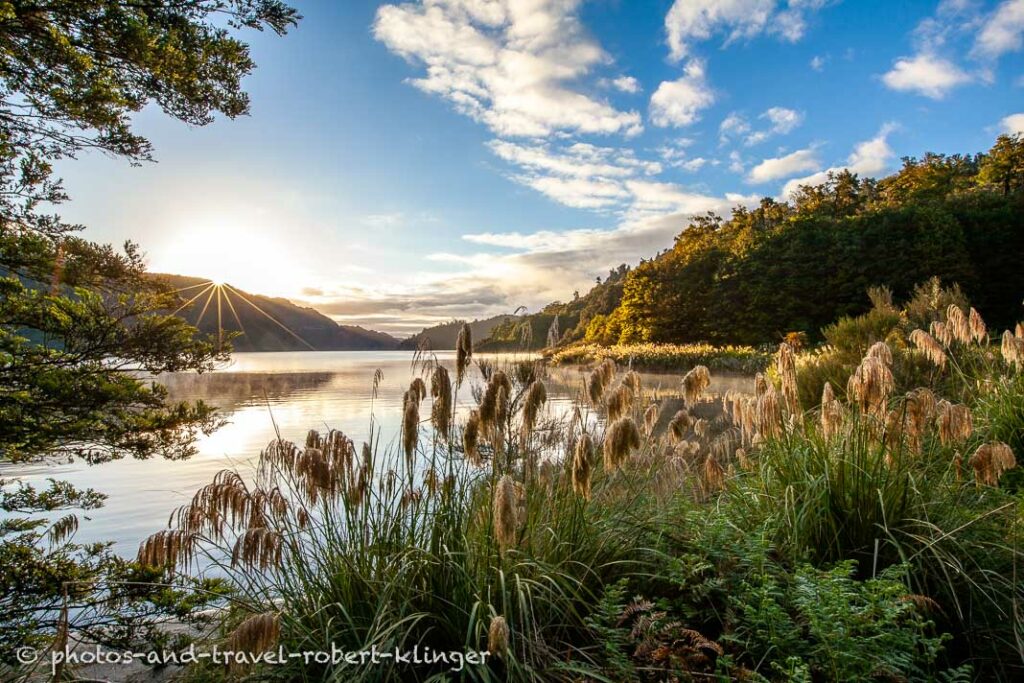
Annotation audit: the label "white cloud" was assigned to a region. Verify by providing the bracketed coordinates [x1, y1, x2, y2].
[373, 0, 642, 137]
[781, 124, 897, 197]
[1001, 112, 1024, 133]
[762, 106, 803, 135]
[810, 54, 826, 71]
[362, 212, 405, 227]
[657, 140, 707, 171]
[649, 60, 715, 127]
[678, 157, 709, 172]
[973, 0, 1024, 59]
[721, 107, 803, 146]
[728, 150, 745, 173]
[488, 140, 662, 209]
[747, 148, 820, 183]
[719, 112, 751, 142]
[664, 0, 827, 61]
[881, 53, 972, 98]
[611, 75, 642, 93]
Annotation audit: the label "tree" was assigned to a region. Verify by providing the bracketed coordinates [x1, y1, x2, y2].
[0, 0, 298, 667]
[878, 153, 979, 205]
[978, 133, 1024, 196]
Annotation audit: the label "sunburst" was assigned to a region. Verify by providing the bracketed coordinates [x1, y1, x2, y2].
[172, 280, 315, 351]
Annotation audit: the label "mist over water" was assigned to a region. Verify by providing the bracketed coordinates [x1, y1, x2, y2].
[2, 351, 752, 555]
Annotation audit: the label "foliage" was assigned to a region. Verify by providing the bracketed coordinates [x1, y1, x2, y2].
[577, 136, 1024, 348]
[547, 342, 771, 374]
[0, 0, 298, 668]
[476, 266, 632, 352]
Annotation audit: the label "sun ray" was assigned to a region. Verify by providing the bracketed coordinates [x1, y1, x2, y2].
[216, 285, 224, 348]
[223, 283, 316, 351]
[171, 283, 215, 315]
[195, 285, 217, 328]
[222, 287, 247, 336]
[172, 280, 216, 294]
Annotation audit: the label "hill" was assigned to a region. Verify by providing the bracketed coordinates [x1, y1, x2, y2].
[507, 134, 1024, 350]
[474, 266, 629, 351]
[155, 274, 399, 352]
[398, 314, 516, 351]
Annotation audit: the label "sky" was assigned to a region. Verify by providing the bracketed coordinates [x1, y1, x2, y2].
[52, 0, 1024, 337]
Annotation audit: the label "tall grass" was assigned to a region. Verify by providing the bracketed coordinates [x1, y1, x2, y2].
[129, 311, 1024, 681]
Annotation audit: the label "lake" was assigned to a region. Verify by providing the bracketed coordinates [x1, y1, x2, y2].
[1, 351, 753, 556]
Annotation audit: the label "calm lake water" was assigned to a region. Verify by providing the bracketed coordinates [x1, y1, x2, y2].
[2, 351, 752, 556]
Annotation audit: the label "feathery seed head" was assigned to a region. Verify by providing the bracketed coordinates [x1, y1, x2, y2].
[668, 410, 692, 443]
[488, 615, 510, 657]
[968, 307, 987, 342]
[643, 403, 659, 435]
[430, 365, 453, 441]
[910, 329, 947, 368]
[603, 417, 641, 471]
[754, 372, 768, 399]
[970, 442, 1016, 487]
[521, 380, 548, 438]
[605, 384, 634, 422]
[682, 365, 711, 405]
[1001, 330, 1024, 368]
[936, 400, 973, 445]
[572, 433, 594, 499]
[493, 475, 519, 550]
[776, 342, 800, 415]
[463, 410, 482, 465]
[456, 323, 473, 385]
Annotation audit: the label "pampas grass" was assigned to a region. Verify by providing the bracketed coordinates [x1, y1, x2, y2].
[521, 380, 547, 438]
[910, 329, 947, 368]
[820, 381, 843, 440]
[936, 399, 973, 445]
[493, 474, 519, 551]
[463, 409, 482, 465]
[227, 612, 281, 655]
[431, 365, 453, 441]
[668, 410, 692, 443]
[456, 322, 472, 386]
[969, 442, 1016, 486]
[681, 365, 710, 405]
[572, 433, 594, 499]
[603, 416, 641, 471]
[488, 615, 510, 657]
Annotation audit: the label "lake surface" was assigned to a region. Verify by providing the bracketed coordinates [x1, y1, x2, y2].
[1, 351, 752, 556]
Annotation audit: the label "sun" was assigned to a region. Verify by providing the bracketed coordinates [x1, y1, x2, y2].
[149, 216, 303, 297]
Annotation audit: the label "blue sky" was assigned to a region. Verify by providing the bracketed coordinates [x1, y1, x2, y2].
[53, 0, 1024, 336]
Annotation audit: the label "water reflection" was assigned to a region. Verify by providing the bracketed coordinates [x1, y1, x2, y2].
[2, 351, 752, 556]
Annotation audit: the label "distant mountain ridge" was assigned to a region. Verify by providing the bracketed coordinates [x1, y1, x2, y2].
[155, 274, 399, 352]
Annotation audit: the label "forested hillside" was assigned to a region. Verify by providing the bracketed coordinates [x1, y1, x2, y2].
[475, 265, 629, 351]
[532, 134, 1024, 349]
[398, 314, 514, 350]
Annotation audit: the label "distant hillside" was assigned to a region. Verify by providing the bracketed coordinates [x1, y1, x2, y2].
[398, 315, 517, 351]
[155, 274, 399, 352]
[474, 266, 630, 352]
